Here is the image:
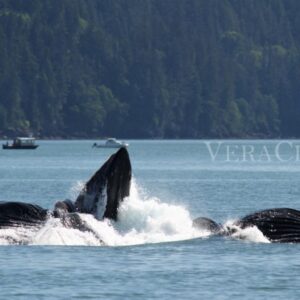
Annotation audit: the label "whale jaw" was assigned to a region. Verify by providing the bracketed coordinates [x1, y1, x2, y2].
[0, 202, 48, 228]
[75, 147, 132, 221]
[236, 208, 300, 243]
[193, 208, 300, 243]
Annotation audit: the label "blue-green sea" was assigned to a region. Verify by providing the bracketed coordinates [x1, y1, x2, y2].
[0, 140, 300, 299]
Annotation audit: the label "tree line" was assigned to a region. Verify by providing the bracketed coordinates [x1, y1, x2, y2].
[0, 0, 300, 138]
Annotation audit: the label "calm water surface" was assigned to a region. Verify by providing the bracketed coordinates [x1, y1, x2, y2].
[0, 140, 300, 299]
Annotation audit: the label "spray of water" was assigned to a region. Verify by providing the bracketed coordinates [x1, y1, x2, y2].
[224, 220, 270, 243]
[0, 179, 269, 246]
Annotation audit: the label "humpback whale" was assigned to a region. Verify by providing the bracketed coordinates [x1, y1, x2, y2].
[235, 208, 300, 243]
[1, 147, 300, 243]
[193, 208, 300, 243]
[0, 147, 131, 234]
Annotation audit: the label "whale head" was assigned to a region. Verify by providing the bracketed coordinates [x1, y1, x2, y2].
[192, 217, 222, 234]
[75, 147, 132, 221]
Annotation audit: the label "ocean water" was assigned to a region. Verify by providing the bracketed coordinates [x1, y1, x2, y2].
[0, 140, 300, 299]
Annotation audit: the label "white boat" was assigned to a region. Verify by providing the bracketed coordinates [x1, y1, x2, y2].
[92, 138, 129, 148]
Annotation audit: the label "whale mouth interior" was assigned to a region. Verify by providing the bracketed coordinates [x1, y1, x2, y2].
[74, 147, 132, 221]
[95, 183, 108, 220]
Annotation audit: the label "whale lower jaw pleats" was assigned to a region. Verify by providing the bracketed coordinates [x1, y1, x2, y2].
[237, 208, 300, 243]
[192, 208, 300, 243]
[0, 202, 48, 228]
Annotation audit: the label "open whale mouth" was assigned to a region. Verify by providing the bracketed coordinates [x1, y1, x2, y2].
[0, 148, 131, 235]
[0, 178, 205, 246]
[74, 147, 132, 220]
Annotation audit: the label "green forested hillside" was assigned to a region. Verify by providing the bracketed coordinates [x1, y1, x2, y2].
[0, 0, 300, 138]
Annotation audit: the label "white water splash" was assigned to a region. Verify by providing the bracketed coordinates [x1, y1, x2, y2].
[67, 180, 84, 200]
[108, 180, 207, 245]
[31, 217, 102, 246]
[0, 179, 209, 246]
[224, 220, 270, 243]
[0, 226, 36, 245]
[0, 179, 271, 246]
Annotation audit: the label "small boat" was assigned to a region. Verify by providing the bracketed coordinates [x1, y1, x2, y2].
[92, 138, 129, 148]
[2, 137, 39, 150]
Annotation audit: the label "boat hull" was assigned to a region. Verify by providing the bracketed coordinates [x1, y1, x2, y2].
[2, 145, 39, 150]
[93, 145, 128, 148]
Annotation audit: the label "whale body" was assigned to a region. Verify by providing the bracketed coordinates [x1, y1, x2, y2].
[236, 208, 300, 243]
[193, 208, 300, 243]
[0, 202, 48, 228]
[1, 147, 300, 243]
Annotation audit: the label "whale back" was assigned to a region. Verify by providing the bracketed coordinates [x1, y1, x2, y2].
[75, 147, 131, 220]
[237, 208, 300, 243]
[0, 202, 48, 228]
